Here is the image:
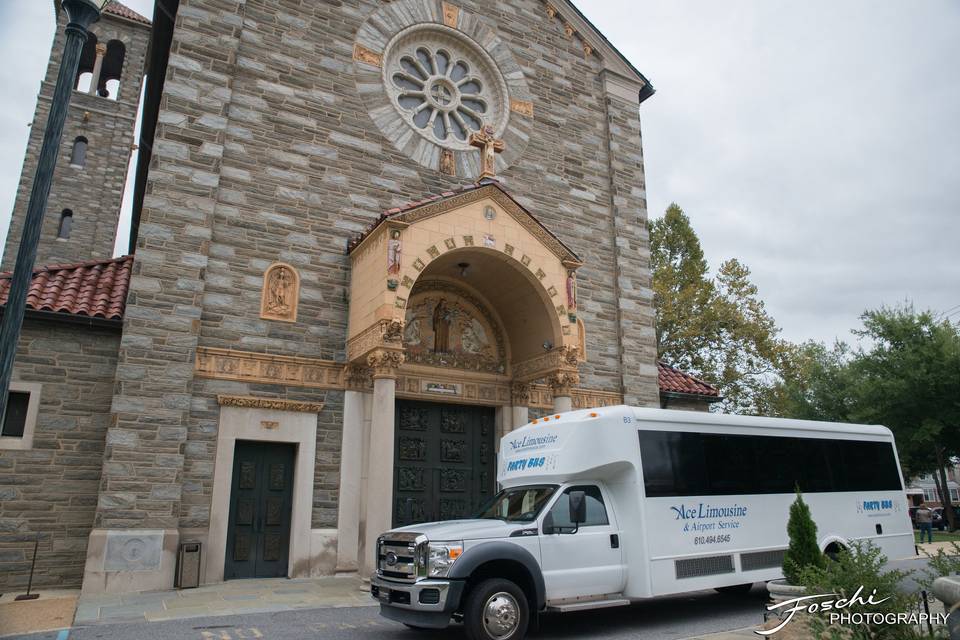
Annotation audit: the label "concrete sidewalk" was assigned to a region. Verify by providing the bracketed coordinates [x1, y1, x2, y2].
[74, 575, 373, 625]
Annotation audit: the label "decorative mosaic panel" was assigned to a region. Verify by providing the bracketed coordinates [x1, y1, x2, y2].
[440, 468, 466, 492]
[440, 439, 466, 463]
[239, 461, 256, 489]
[399, 436, 426, 461]
[441, 411, 464, 433]
[269, 463, 285, 491]
[263, 534, 282, 562]
[400, 406, 429, 431]
[236, 499, 253, 526]
[439, 498, 467, 520]
[266, 497, 283, 526]
[398, 467, 425, 491]
[234, 533, 251, 562]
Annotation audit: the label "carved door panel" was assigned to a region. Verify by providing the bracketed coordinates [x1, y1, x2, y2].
[225, 441, 295, 579]
[394, 401, 496, 527]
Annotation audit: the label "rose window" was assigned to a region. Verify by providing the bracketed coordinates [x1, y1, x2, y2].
[383, 25, 508, 150]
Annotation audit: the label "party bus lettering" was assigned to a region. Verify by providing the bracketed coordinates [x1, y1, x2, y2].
[671, 504, 749, 520]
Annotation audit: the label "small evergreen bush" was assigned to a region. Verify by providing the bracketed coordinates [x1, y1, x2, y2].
[783, 488, 826, 584]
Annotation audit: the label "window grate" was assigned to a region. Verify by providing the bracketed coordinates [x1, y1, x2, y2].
[675, 554, 735, 579]
[740, 549, 786, 572]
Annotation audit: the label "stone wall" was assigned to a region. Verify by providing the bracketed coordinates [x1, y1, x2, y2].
[2, 12, 149, 270]
[103, 0, 660, 532]
[0, 321, 120, 590]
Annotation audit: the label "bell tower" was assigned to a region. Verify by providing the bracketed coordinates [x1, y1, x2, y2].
[2, 1, 151, 270]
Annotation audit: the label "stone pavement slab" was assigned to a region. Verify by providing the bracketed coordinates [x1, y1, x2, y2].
[75, 575, 374, 625]
[0, 590, 78, 638]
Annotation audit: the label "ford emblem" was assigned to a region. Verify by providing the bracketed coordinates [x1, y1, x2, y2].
[385, 551, 398, 566]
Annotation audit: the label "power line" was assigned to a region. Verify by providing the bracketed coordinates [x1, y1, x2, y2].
[937, 303, 960, 319]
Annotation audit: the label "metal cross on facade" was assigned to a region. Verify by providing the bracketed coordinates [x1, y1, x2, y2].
[468, 124, 505, 181]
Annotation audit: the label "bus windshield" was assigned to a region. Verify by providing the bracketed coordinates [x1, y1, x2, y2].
[474, 485, 557, 522]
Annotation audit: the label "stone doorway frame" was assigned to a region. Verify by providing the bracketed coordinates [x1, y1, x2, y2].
[206, 398, 321, 585]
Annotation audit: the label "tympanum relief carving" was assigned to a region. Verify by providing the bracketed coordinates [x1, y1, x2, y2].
[403, 281, 506, 375]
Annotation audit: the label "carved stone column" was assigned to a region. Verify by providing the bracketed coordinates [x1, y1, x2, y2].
[336, 365, 371, 573]
[549, 371, 579, 414]
[361, 349, 403, 576]
[88, 42, 107, 96]
[510, 381, 530, 432]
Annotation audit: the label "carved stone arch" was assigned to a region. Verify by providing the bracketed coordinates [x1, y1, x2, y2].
[260, 262, 300, 323]
[346, 185, 583, 392]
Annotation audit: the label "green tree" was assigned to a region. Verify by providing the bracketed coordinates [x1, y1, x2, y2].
[776, 305, 960, 529]
[649, 204, 789, 414]
[850, 305, 960, 529]
[783, 489, 825, 584]
[774, 340, 857, 422]
[649, 203, 716, 375]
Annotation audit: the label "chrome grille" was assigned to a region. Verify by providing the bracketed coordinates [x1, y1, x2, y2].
[377, 532, 424, 582]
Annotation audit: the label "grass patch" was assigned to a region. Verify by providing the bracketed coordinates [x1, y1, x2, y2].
[914, 529, 960, 542]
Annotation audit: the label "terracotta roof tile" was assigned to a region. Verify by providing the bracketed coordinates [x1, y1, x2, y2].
[657, 361, 720, 398]
[0, 256, 133, 321]
[103, 1, 152, 25]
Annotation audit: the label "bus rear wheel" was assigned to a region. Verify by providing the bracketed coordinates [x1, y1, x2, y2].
[824, 542, 847, 561]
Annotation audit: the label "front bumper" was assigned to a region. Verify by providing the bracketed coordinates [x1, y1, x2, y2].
[371, 574, 465, 629]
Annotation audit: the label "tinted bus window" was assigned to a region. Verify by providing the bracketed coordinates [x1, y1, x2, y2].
[638, 430, 902, 497]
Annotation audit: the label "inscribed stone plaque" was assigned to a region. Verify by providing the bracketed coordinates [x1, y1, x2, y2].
[104, 530, 164, 572]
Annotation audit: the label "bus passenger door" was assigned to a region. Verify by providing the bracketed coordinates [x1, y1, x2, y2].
[539, 484, 625, 601]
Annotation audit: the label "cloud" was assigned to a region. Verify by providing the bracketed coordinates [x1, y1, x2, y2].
[582, 0, 960, 343]
[0, 1, 956, 346]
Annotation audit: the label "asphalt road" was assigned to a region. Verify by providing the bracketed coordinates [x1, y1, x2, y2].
[9, 586, 770, 640]
[8, 558, 936, 640]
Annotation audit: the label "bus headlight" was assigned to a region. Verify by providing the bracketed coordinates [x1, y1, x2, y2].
[427, 541, 463, 577]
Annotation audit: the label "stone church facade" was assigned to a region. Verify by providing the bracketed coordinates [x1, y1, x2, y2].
[0, 0, 718, 593]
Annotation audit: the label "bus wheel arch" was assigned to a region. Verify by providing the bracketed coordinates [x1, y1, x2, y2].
[821, 537, 849, 560]
[463, 559, 538, 613]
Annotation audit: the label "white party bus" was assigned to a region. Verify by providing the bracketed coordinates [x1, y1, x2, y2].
[371, 405, 913, 640]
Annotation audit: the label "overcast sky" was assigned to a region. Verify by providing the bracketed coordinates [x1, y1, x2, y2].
[0, 1, 957, 346]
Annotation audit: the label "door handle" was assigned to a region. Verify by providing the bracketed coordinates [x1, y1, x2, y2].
[610, 534, 620, 549]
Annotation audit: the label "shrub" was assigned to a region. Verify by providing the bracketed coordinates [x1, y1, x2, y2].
[783, 489, 826, 584]
[798, 541, 924, 640]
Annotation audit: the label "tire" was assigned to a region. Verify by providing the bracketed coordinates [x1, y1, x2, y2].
[463, 578, 529, 640]
[715, 583, 753, 595]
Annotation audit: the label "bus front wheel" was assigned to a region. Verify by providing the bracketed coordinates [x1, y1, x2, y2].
[463, 578, 529, 640]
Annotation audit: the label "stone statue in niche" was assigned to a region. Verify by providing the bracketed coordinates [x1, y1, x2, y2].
[404, 288, 505, 374]
[387, 230, 402, 274]
[432, 299, 452, 353]
[566, 270, 577, 312]
[260, 263, 300, 322]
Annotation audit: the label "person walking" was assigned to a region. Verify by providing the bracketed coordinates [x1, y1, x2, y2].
[917, 505, 934, 544]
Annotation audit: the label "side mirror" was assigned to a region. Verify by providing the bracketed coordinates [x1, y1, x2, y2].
[569, 490, 587, 526]
[542, 512, 556, 535]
